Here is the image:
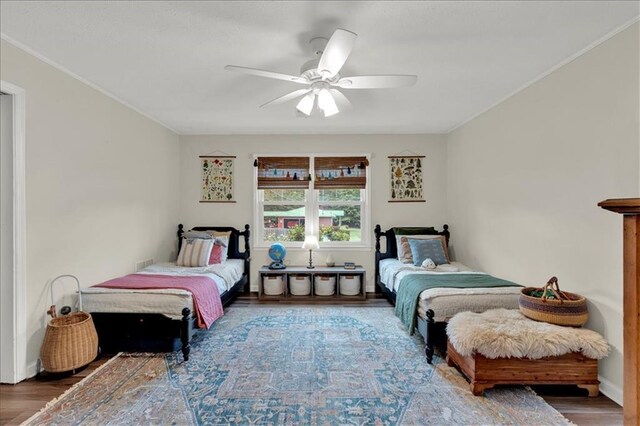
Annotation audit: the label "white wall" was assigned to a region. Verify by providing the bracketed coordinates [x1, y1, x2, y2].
[446, 23, 639, 403]
[0, 40, 180, 377]
[178, 134, 448, 291]
[0, 93, 15, 382]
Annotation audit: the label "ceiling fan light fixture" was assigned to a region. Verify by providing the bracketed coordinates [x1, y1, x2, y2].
[226, 28, 417, 118]
[318, 89, 339, 117]
[296, 93, 315, 116]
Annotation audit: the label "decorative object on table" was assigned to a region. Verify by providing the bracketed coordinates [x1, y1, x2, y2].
[325, 253, 335, 267]
[200, 153, 235, 203]
[388, 151, 425, 202]
[519, 276, 588, 327]
[343, 262, 356, 270]
[40, 275, 98, 373]
[302, 235, 320, 269]
[267, 242, 287, 270]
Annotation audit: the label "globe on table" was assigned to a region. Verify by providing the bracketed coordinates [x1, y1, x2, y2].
[268, 243, 287, 270]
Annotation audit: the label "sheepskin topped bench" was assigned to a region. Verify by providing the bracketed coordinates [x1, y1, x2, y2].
[446, 309, 610, 396]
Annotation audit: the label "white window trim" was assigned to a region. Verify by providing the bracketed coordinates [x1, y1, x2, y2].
[253, 153, 371, 250]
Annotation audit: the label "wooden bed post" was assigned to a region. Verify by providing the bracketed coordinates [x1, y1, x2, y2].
[243, 224, 250, 294]
[374, 225, 382, 293]
[440, 224, 450, 245]
[425, 309, 435, 364]
[177, 224, 184, 252]
[599, 198, 639, 425]
[181, 307, 191, 362]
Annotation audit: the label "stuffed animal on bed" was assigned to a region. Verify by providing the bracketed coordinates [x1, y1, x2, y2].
[421, 258, 437, 270]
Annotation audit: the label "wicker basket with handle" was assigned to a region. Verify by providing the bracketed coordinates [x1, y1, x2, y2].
[40, 275, 99, 373]
[519, 276, 588, 327]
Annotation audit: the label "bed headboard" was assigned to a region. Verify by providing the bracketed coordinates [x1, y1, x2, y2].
[374, 224, 450, 288]
[177, 224, 250, 276]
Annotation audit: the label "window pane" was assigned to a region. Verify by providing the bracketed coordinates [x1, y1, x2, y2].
[263, 189, 306, 202]
[263, 204, 306, 242]
[318, 204, 361, 242]
[317, 189, 362, 202]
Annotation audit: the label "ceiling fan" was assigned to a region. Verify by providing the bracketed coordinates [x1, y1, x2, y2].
[225, 29, 417, 117]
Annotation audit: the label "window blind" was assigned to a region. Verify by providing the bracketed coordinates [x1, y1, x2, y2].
[314, 156, 368, 189]
[256, 157, 311, 189]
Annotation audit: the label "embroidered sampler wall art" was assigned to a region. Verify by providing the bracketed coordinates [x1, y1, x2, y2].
[200, 155, 236, 203]
[389, 155, 425, 202]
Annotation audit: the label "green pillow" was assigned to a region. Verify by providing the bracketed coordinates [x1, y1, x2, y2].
[393, 227, 436, 236]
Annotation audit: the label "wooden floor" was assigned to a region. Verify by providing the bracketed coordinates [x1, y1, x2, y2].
[0, 294, 623, 425]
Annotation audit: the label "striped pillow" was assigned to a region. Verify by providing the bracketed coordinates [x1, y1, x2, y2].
[177, 238, 214, 267]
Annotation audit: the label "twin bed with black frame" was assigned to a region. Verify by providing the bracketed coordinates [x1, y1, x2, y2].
[374, 224, 521, 364]
[87, 224, 250, 362]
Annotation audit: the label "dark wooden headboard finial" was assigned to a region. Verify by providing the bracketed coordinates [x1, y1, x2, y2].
[441, 224, 450, 244]
[374, 224, 382, 253]
[243, 224, 250, 257]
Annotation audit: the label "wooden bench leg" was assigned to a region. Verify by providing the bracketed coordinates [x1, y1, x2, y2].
[577, 384, 600, 397]
[446, 354, 455, 367]
[471, 382, 494, 396]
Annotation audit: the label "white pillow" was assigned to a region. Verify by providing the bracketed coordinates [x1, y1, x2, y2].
[177, 238, 214, 267]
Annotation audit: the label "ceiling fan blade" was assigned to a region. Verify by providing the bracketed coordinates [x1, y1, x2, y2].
[225, 65, 308, 84]
[335, 75, 417, 89]
[328, 89, 352, 110]
[317, 29, 357, 79]
[260, 89, 312, 108]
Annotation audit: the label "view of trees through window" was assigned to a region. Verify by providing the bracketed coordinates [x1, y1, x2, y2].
[261, 188, 363, 244]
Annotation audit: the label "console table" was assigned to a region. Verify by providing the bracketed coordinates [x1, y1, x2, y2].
[258, 265, 366, 301]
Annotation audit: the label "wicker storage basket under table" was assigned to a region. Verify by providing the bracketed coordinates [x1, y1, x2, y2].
[40, 275, 99, 373]
[519, 276, 588, 327]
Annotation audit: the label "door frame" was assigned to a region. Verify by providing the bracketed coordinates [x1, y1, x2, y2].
[1, 80, 27, 383]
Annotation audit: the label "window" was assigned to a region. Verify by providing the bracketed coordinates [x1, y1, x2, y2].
[255, 155, 370, 248]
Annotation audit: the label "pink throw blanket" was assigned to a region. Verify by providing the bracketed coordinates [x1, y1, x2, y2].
[94, 274, 224, 328]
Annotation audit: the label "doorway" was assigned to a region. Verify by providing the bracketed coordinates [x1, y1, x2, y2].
[0, 81, 26, 384]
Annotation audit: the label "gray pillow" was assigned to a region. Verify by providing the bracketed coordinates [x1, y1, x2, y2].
[183, 230, 213, 240]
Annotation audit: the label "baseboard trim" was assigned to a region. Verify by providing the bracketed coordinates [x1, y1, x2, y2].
[25, 360, 39, 379]
[598, 374, 622, 406]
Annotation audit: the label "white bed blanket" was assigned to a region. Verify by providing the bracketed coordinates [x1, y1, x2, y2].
[81, 259, 244, 319]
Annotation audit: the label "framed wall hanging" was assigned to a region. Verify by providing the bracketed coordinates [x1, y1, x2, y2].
[388, 153, 425, 202]
[200, 153, 236, 203]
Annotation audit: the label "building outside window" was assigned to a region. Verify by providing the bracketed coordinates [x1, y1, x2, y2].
[255, 155, 370, 248]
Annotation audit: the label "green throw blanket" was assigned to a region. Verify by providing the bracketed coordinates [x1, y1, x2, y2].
[395, 273, 520, 335]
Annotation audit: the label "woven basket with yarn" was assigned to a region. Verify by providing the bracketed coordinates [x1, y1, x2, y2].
[519, 276, 588, 327]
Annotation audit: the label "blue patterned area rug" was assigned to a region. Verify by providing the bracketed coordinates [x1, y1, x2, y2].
[26, 307, 570, 425]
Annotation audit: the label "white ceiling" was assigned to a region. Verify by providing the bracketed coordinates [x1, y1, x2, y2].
[1, 1, 638, 134]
